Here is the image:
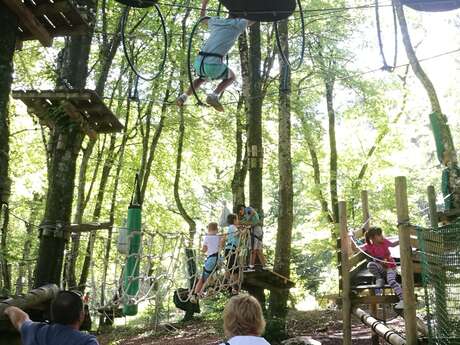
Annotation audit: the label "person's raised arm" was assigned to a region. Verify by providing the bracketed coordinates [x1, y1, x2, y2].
[200, 0, 209, 17]
[4, 306, 30, 331]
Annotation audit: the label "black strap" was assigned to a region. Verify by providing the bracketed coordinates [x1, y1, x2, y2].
[199, 51, 224, 59]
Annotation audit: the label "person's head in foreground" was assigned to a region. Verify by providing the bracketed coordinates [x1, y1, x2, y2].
[223, 294, 266, 338]
[51, 290, 85, 327]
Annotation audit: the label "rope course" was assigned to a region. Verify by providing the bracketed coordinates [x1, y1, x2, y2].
[374, 0, 398, 71]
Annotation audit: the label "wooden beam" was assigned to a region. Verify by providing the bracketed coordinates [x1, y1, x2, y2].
[61, 101, 98, 140]
[339, 201, 352, 345]
[395, 176, 417, 345]
[352, 295, 399, 305]
[68, 222, 112, 233]
[0, 284, 59, 320]
[2, 0, 53, 46]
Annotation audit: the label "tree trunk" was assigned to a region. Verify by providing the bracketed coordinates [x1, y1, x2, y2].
[16, 194, 42, 294]
[247, 24, 263, 213]
[270, 19, 293, 318]
[0, 4, 17, 260]
[302, 123, 333, 223]
[1, 204, 11, 293]
[394, 0, 460, 209]
[326, 78, 339, 225]
[34, 0, 96, 288]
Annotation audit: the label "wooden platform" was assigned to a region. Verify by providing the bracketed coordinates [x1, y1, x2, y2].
[2, 0, 88, 47]
[12, 89, 124, 139]
[242, 268, 294, 291]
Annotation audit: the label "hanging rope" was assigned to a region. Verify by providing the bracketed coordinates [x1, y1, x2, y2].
[374, 0, 398, 72]
[121, 4, 168, 82]
[274, 0, 306, 71]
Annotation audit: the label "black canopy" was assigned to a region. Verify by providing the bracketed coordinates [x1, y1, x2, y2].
[219, 0, 296, 22]
[401, 0, 460, 12]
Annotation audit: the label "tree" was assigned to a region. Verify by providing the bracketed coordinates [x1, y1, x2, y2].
[270, 18, 294, 318]
[34, 0, 96, 287]
[394, 0, 460, 210]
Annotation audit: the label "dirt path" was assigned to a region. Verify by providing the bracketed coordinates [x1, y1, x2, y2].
[97, 309, 406, 345]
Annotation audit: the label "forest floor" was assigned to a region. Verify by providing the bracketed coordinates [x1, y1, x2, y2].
[97, 308, 406, 345]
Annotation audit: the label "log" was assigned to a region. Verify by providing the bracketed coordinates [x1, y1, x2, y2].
[0, 284, 59, 320]
[339, 201, 352, 345]
[395, 176, 417, 345]
[353, 307, 406, 345]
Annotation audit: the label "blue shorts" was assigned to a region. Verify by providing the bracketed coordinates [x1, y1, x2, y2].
[202, 254, 219, 280]
[194, 58, 228, 81]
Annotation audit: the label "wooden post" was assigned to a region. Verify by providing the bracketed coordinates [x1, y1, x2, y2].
[339, 201, 352, 345]
[362, 190, 378, 345]
[395, 176, 417, 345]
[427, 186, 438, 229]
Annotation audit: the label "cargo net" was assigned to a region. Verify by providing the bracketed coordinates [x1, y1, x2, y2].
[416, 222, 460, 345]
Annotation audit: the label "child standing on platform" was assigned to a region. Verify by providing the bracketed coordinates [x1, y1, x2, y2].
[363, 227, 404, 309]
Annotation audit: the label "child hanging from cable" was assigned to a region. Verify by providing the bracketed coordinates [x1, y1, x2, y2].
[363, 226, 404, 309]
[192, 222, 221, 302]
[176, 0, 255, 112]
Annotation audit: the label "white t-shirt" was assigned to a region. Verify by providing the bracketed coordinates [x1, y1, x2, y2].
[203, 234, 220, 256]
[220, 336, 271, 345]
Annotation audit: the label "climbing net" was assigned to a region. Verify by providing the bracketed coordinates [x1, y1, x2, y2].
[416, 222, 460, 345]
[99, 223, 253, 321]
[177, 224, 251, 303]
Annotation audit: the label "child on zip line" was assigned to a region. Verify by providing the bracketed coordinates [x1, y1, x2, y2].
[176, 0, 255, 112]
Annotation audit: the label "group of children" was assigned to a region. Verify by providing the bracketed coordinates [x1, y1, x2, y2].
[192, 205, 266, 302]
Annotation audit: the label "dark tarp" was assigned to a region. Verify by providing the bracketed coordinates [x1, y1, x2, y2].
[401, 0, 460, 12]
[219, 0, 296, 22]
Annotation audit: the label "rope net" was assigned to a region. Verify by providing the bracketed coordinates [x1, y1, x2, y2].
[416, 222, 460, 345]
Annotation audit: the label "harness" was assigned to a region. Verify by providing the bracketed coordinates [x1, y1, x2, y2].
[197, 51, 229, 80]
[203, 252, 219, 274]
[250, 225, 263, 250]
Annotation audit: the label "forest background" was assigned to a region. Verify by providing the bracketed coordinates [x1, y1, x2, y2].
[1, 0, 460, 334]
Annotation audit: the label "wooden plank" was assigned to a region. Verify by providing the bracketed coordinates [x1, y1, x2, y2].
[395, 176, 417, 345]
[352, 295, 399, 305]
[2, 0, 53, 46]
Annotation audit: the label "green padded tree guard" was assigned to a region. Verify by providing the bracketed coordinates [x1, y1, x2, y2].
[123, 175, 142, 316]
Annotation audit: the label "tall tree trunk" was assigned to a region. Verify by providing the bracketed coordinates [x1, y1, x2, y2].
[1, 204, 11, 292]
[270, 19, 293, 318]
[394, 0, 460, 209]
[16, 194, 42, 294]
[326, 78, 339, 225]
[0, 6, 17, 290]
[301, 120, 333, 223]
[247, 24, 263, 213]
[34, 0, 96, 288]
[231, 34, 250, 212]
